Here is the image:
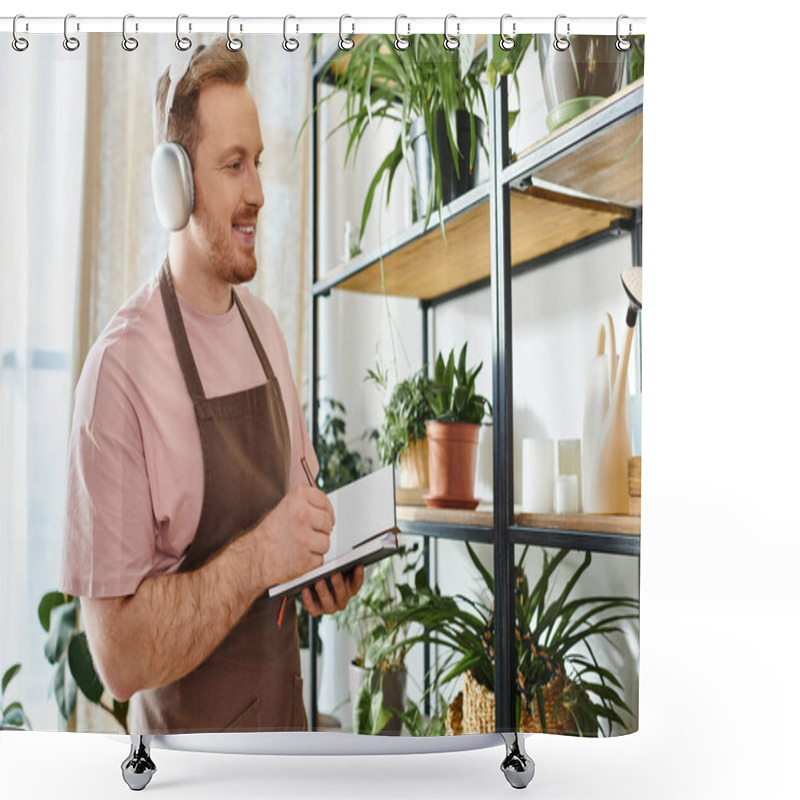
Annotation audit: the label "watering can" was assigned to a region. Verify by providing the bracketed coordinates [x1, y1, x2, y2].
[582, 268, 642, 514]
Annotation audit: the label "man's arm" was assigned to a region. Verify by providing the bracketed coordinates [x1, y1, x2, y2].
[82, 484, 334, 702]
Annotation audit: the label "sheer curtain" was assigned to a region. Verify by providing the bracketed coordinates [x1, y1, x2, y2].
[0, 33, 311, 732]
[1, 36, 87, 730]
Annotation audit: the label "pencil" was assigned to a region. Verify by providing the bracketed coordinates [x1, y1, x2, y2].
[277, 456, 317, 627]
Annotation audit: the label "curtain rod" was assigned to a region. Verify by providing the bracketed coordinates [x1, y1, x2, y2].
[0, 15, 646, 37]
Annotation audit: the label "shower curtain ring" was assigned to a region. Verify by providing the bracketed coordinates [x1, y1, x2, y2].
[443, 14, 459, 50]
[175, 14, 192, 51]
[338, 15, 354, 50]
[616, 15, 632, 51]
[227, 15, 243, 51]
[63, 14, 80, 51]
[121, 14, 139, 51]
[499, 14, 515, 51]
[282, 15, 299, 52]
[394, 15, 410, 51]
[553, 14, 570, 51]
[12, 14, 29, 51]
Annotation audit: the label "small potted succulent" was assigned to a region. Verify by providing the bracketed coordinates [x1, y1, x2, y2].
[424, 344, 492, 509]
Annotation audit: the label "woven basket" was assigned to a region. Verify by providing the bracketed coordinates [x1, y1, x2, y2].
[445, 668, 577, 735]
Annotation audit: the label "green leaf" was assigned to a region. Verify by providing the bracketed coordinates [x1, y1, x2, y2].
[68, 632, 105, 704]
[1, 663, 22, 696]
[53, 659, 77, 721]
[1, 707, 24, 728]
[465, 542, 493, 593]
[38, 591, 70, 632]
[44, 601, 77, 665]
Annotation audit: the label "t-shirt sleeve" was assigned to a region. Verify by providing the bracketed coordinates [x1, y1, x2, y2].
[60, 347, 156, 598]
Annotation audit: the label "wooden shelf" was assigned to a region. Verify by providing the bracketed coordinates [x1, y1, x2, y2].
[397, 503, 494, 528]
[514, 510, 639, 536]
[325, 186, 631, 300]
[396, 504, 640, 537]
[512, 78, 644, 207]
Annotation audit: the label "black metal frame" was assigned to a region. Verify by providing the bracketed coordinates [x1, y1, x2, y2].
[307, 41, 643, 734]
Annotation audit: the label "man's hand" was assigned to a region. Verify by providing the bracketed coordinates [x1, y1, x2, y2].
[302, 565, 364, 617]
[256, 484, 335, 587]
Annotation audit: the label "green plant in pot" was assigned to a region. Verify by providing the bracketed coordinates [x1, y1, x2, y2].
[367, 364, 433, 495]
[391, 544, 638, 736]
[333, 541, 423, 735]
[533, 33, 644, 132]
[424, 344, 491, 510]
[309, 34, 489, 241]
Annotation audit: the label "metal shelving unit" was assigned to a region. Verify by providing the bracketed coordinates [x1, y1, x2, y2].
[307, 41, 643, 733]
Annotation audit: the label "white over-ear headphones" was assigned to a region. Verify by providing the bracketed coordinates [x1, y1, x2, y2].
[151, 48, 197, 231]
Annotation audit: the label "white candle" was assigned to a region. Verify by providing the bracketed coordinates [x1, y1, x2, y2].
[557, 439, 582, 512]
[521, 439, 554, 513]
[554, 474, 579, 514]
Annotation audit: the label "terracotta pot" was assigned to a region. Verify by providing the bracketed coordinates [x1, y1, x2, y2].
[397, 438, 429, 490]
[424, 421, 480, 510]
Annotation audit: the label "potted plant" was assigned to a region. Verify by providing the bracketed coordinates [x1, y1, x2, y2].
[392, 544, 639, 736]
[424, 344, 492, 509]
[536, 33, 644, 132]
[309, 34, 490, 241]
[1, 663, 31, 730]
[333, 542, 423, 735]
[367, 364, 433, 499]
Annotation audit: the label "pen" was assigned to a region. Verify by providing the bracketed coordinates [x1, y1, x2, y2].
[277, 456, 317, 628]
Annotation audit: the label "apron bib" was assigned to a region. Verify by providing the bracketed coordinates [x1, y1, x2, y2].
[129, 261, 305, 734]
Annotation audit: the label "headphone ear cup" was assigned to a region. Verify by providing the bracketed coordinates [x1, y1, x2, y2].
[151, 142, 195, 231]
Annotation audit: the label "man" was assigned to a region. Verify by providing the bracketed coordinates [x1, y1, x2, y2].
[60, 37, 363, 734]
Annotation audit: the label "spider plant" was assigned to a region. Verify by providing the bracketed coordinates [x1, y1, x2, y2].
[392, 544, 639, 735]
[307, 34, 489, 242]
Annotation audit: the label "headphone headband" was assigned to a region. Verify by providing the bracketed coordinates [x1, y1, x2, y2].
[163, 49, 195, 141]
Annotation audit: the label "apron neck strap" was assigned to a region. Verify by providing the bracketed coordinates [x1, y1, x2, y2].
[159, 259, 206, 403]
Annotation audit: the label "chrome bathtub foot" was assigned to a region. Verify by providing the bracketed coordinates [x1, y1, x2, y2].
[121, 734, 156, 791]
[500, 732, 535, 789]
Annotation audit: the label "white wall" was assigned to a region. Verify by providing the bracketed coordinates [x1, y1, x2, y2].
[315, 39, 639, 734]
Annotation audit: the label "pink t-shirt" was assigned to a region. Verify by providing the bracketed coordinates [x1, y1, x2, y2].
[60, 273, 318, 599]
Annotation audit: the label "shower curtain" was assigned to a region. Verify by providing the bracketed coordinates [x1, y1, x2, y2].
[0, 27, 642, 741]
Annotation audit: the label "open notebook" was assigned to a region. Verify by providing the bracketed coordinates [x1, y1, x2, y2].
[268, 465, 400, 599]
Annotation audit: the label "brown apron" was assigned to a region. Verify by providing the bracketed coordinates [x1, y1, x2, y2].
[129, 261, 306, 734]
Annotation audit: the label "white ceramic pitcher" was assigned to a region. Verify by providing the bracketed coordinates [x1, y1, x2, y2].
[582, 314, 632, 514]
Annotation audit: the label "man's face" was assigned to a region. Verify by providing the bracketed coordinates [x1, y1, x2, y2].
[188, 81, 264, 285]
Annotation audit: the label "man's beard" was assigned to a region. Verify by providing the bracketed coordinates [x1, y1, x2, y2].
[191, 193, 258, 286]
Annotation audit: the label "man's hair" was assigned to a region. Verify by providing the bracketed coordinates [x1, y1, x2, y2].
[154, 37, 249, 161]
